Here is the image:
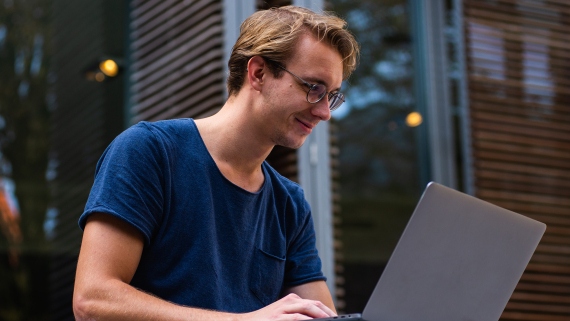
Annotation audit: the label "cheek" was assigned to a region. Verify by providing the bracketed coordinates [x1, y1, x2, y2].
[263, 80, 307, 115]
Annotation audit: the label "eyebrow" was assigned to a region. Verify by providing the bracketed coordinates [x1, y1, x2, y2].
[304, 75, 342, 93]
[278, 62, 341, 93]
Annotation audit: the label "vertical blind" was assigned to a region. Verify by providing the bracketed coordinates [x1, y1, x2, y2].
[464, 0, 570, 320]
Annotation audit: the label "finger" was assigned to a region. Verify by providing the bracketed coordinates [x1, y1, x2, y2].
[283, 300, 335, 318]
[282, 313, 312, 321]
[281, 293, 302, 301]
[313, 301, 336, 317]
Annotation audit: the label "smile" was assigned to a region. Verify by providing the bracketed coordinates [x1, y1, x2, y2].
[296, 118, 316, 132]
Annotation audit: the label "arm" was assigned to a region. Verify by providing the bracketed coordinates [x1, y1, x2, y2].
[73, 213, 336, 321]
[73, 213, 237, 320]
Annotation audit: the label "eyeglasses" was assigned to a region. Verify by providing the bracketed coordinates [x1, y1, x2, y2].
[275, 64, 345, 111]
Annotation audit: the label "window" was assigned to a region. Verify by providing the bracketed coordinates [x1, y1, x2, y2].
[329, 0, 425, 312]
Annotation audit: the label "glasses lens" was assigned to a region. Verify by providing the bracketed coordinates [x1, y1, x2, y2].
[329, 93, 345, 111]
[307, 84, 327, 103]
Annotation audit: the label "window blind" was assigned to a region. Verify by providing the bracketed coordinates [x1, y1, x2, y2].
[464, 0, 570, 319]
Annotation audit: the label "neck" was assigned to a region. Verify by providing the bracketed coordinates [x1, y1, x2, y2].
[194, 97, 274, 192]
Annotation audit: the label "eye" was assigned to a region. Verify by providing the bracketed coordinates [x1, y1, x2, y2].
[312, 84, 327, 95]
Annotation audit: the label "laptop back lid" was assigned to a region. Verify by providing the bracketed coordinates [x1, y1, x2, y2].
[362, 182, 546, 321]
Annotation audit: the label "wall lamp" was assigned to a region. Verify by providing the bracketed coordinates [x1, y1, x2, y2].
[83, 57, 123, 82]
[406, 111, 423, 127]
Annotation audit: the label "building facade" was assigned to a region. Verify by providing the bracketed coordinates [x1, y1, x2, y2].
[0, 0, 568, 320]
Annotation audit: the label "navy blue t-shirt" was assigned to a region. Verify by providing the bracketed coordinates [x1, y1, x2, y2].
[79, 118, 325, 312]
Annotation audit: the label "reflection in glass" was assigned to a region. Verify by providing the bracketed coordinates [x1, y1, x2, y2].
[330, 0, 423, 313]
[0, 1, 52, 320]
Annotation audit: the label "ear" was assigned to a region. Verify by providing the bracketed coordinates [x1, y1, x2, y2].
[247, 56, 266, 92]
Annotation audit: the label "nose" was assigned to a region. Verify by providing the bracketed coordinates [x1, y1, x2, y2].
[311, 97, 332, 121]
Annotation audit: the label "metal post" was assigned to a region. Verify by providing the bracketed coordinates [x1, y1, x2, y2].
[409, 0, 458, 189]
[222, 0, 256, 97]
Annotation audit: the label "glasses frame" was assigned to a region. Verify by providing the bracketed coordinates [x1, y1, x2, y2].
[273, 63, 345, 111]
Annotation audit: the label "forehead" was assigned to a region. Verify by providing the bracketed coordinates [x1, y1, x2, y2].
[287, 34, 344, 87]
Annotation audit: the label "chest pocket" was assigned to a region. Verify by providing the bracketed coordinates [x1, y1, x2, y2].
[250, 247, 286, 306]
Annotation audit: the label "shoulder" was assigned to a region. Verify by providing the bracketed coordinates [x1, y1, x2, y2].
[111, 118, 197, 154]
[93, 118, 200, 177]
[127, 118, 196, 141]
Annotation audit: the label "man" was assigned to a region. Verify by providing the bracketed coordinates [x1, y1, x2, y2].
[73, 5, 359, 321]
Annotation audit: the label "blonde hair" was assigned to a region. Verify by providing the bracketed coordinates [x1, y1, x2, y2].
[227, 5, 360, 96]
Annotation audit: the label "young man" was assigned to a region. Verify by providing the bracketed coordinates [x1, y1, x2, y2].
[73, 5, 359, 321]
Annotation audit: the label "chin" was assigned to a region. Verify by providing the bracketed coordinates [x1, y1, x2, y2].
[275, 135, 307, 150]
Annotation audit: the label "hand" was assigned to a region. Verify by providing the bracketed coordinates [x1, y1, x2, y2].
[240, 293, 337, 320]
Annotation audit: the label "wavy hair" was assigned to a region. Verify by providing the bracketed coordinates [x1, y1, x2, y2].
[227, 5, 360, 97]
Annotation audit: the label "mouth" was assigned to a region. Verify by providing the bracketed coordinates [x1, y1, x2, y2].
[296, 118, 316, 131]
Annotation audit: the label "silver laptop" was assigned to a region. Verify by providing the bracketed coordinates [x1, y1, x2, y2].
[315, 182, 546, 321]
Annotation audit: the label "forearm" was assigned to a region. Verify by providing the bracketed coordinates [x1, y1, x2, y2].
[74, 280, 335, 321]
[73, 279, 241, 321]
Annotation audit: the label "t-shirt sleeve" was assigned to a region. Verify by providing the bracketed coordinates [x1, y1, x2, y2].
[284, 200, 327, 287]
[78, 123, 167, 244]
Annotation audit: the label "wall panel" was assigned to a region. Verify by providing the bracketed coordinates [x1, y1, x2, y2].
[128, 0, 225, 122]
[464, 0, 570, 319]
[49, 1, 126, 319]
